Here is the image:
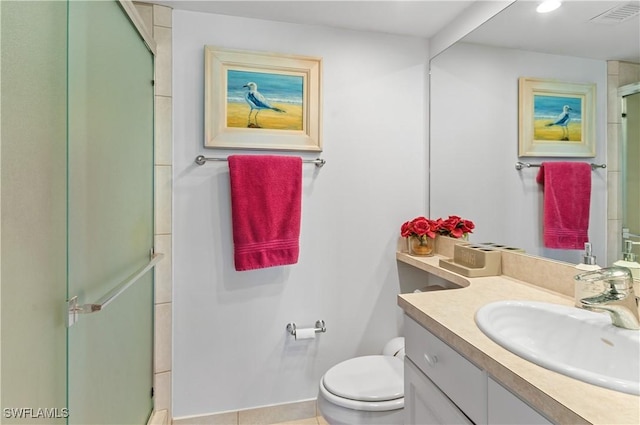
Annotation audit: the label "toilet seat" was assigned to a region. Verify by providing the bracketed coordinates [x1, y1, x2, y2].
[320, 355, 404, 412]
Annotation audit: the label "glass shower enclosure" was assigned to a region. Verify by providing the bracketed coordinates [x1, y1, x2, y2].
[1, 1, 158, 424]
[66, 1, 157, 424]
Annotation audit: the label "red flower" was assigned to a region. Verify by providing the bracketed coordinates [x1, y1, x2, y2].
[460, 219, 475, 233]
[400, 221, 414, 238]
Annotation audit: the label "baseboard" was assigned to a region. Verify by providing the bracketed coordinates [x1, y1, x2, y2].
[172, 399, 317, 425]
[148, 409, 169, 425]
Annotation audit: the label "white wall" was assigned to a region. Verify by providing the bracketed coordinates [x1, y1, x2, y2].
[430, 42, 608, 265]
[172, 10, 429, 417]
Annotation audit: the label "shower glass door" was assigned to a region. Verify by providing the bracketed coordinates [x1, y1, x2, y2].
[67, 1, 155, 423]
[621, 84, 640, 258]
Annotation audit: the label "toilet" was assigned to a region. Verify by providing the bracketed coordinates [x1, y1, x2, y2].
[317, 337, 405, 425]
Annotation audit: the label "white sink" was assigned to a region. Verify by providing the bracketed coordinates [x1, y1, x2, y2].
[475, 300, 640, 395]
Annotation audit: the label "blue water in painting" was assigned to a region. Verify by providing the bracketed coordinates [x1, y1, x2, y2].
[227, 70, 303, 105]
[534, 95, 582, 122]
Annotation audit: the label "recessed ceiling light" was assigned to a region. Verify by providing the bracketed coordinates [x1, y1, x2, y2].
[537, 0, 562, 14]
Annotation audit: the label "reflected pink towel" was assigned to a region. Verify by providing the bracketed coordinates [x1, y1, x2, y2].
[228, 155, 302, 271]
[536, 162, 591, 249]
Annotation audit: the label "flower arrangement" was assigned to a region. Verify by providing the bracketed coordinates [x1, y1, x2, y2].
[401, 216, 440, 240]
[401, 215, 475, 256]
[436, 215, 475, 239]
[401, 215, 475, 240]
[401, 216, 438, 256]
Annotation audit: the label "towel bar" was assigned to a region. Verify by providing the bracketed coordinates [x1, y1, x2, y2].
[195, 155, 326, 168]
[515, 161, 606, 171]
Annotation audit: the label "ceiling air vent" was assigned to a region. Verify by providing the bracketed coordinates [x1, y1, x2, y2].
[590, 2, 640, 24]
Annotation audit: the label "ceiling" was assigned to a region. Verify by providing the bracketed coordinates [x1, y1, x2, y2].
[150, 0, 475, 39]
[152, 0, 640, 62]
[464, 0, 640, 62]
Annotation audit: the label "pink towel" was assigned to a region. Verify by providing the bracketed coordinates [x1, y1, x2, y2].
[536, 162, 591, 249]
[228, 155, 302, 271]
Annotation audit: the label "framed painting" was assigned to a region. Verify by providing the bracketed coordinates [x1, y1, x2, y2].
[518, 77, 596, 157]
[204, 46, 322, 152]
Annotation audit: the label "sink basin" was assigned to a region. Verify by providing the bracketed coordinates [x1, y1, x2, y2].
[475, 300, 640, 395]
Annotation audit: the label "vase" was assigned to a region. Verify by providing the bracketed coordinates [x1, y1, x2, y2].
[409, 236, 435, 257]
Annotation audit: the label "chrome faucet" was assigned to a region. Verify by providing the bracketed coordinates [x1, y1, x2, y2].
[574, 266, 640, 330]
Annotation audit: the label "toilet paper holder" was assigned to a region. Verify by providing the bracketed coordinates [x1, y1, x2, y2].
[286, 320, 326, 337]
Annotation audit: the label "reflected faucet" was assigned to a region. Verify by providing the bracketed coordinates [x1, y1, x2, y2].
[575, 267, 640, 330]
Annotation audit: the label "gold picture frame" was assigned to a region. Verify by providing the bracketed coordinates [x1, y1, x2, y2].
[518, 77, 596, 157]
[204, 46, 322, 152]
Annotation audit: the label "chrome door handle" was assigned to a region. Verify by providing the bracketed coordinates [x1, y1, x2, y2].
[67, 252, 164, 327]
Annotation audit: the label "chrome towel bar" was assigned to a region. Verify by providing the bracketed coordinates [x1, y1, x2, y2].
[515, 161, 606, 171]
[195, 155, 326, 168]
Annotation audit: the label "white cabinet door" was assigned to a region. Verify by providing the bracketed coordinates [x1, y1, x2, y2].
[405, 315, 487, 424]
[405, 358, 473, 425]
[488, 378, 552, 425]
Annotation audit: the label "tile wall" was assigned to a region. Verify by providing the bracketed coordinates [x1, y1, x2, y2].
[134, 1, 174, 420]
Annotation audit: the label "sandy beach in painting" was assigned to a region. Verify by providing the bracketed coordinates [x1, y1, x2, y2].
[534, 119, 582, 141]
[227, 102, 303, 131]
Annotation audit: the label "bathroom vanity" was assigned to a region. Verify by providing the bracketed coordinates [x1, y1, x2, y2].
[397, 238, 640, 425]
[404, 314, 551, 424]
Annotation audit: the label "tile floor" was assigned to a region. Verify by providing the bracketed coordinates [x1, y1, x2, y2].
[273, 417, 328, 425]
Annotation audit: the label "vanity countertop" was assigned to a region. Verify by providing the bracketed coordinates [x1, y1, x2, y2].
[397, 252, 640, 425]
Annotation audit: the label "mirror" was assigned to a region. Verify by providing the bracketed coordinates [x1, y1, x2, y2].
[429, 0, 640, 266]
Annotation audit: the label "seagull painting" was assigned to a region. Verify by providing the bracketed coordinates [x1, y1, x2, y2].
[243, 82, 286, 128]
[545, 104, 572, 140]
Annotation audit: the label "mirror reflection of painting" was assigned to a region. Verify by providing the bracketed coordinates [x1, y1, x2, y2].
[226, 70, 303, 130]
[533, 95, 582, 142]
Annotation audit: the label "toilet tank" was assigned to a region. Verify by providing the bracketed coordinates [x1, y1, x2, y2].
[383, 337, 405, 360]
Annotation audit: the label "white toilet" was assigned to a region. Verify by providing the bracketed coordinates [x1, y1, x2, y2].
[317, 337, 405, 425]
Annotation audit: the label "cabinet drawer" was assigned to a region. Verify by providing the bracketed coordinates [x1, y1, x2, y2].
[405, 315, 487, 424]
[405, 357, 473, 425]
